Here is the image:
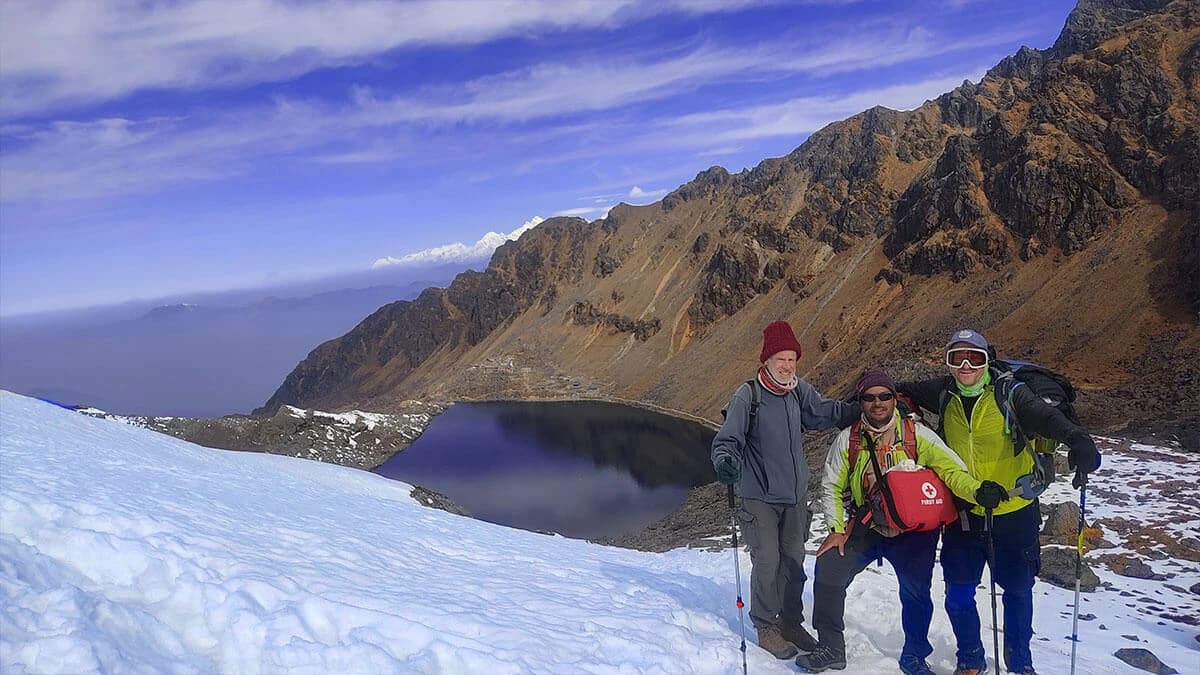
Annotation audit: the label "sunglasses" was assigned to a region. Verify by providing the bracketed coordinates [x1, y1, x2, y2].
[859, 392, 895, 403]
[945, 347, 989, 369]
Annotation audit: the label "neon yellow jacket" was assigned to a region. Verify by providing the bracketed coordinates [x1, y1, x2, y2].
[941, 387, 1035, 516]
[821, 412, 982, 533]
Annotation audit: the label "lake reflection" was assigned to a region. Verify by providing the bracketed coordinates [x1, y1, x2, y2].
[374, 400, 716, 539]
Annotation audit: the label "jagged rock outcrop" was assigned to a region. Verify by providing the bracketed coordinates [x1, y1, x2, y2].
[261, 1, 1199, 441]
[568, 302, 661, 341]
[662, 166, 731, 210]
[688, 242, 774, 327]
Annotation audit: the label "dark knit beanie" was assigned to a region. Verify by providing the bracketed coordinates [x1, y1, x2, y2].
[855, 368, 896, 396]
[760, 320, 804, 362]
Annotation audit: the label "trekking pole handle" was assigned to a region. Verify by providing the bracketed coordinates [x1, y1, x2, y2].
[727, 483, 736, 509]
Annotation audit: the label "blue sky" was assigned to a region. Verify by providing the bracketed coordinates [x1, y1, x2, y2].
[0, 0, 1077, 317]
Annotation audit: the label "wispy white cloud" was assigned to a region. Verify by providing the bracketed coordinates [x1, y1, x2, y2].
[371, 216, 545, 269]
[658, 72, 985, 144]
[346, 23, 1032, 128]
[551, 206, 611, 218]
[628, 186, 669, 201]
[695, 146, 743, 157]
[0, 0, 796, 118]
[0, 3, 1028, 204]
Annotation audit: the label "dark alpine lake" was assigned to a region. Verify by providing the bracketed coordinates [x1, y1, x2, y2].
[374, 400, 717, 539]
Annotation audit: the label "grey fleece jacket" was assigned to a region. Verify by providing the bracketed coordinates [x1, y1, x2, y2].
[711, 379, 858, 505]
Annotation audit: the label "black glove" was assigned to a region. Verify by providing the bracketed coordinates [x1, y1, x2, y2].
[715, 457, 740, 485]
[974, 480, 1010, 510]
[1067, 432, 1100, 475]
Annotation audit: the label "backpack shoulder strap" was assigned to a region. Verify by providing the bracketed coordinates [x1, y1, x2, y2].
[931, 386, 950, 417]
[746, 379, 760, 423]
[900, 417, 918, 461]
[992, 371, 1030, 453]
[848, 419, 863, 470]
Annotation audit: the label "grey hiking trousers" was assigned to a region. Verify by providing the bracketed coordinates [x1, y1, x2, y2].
[738, 497, 812, 629]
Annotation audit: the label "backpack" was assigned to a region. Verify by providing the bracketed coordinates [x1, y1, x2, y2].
[849, 418, 959, 533]
[936, 359, 1079, 499]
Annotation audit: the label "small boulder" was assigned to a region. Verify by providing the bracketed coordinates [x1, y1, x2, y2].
[1190, 582, 1200, 596]
[1038, 546, 1099, 591]
[1113, 647, 1178, 674]
[1042, 501, 1081, 541]
[1041, 501, 1109, 548]
[1096, 553, 1161, 580]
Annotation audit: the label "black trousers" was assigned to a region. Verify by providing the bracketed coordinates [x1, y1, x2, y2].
[811, 526, 939, 664]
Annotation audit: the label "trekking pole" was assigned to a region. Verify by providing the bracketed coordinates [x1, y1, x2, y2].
[985, 507, 1000, 674]
[1070, 472, 1088, 675]
[728, 484, 748, 675]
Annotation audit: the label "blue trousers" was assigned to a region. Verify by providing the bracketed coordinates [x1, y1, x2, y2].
[941, 501, 1041, 673]
[811, 526, 939, 665]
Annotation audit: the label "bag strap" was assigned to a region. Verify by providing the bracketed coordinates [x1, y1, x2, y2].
[747, 379, 760, 422]
[746, 376, 807, 433]
[936, 387, 950, 436]
[852, 415, 916, 466]
[848, 419, 862, 470]
[863, 430, 911, 531]
[900, 417, 918, 462]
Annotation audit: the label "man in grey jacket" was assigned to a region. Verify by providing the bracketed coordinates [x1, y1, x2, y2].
[711, 320, 858, 659]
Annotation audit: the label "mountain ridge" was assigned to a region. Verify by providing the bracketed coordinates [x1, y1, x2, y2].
[259, 0, 1199, 442]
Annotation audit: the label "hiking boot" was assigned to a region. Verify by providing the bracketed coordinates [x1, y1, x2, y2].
[899, 657, 935, 675]
[795, 644, 847, 672]
[756, 626, 799, 659]
[953, 666, 987, 675]
[780, 622, 819, 653]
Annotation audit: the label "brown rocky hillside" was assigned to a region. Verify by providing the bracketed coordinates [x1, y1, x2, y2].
[260, 0, 1200, 445]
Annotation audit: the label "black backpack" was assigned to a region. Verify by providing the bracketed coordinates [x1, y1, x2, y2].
[993, 359, 1081, 449]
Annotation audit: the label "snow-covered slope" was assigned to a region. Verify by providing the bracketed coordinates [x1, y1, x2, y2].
[0, 391, 1195, 673]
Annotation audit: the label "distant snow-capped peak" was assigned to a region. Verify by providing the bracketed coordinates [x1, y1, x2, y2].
[372, 217, 544, 269]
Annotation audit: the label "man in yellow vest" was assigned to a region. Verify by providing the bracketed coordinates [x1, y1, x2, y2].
[796, 369, 987, 675]
[898, 329, 1099, 675]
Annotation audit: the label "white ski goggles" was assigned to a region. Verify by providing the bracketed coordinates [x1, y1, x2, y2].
[945, 347, 989, 369]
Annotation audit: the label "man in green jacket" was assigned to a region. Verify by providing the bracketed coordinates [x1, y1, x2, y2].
[898, 329, 1100, 675]
[796, 369, 996, 675]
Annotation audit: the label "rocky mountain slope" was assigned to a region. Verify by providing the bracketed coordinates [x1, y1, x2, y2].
[260, 0, 1200, 443]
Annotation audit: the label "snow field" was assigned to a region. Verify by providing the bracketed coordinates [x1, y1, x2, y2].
[2, 392, 1196, 674]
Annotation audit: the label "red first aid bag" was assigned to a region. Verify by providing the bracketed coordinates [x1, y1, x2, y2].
[866, 467, 959, 532]
[852, 417, 959, 533]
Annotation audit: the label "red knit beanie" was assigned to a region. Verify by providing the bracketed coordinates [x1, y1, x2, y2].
[760, 320, 803, 362]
